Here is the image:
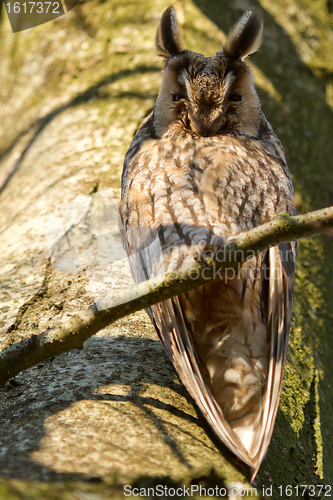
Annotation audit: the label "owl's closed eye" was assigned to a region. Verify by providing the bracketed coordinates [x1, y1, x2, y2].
[154, 7, 264, 138]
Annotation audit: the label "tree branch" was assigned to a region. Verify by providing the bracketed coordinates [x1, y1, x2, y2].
[1, 206, 332, 385]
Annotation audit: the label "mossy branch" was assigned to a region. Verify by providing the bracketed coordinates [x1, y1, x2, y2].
[1, 206, 332, 386]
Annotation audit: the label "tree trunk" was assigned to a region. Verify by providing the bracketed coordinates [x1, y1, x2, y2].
[0, 0, 332, 498]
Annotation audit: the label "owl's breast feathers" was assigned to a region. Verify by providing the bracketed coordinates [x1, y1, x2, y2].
[121, 111, 296, 478]
[122, 112, 295, 242]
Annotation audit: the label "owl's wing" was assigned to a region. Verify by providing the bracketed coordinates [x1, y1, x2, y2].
[145, 243, 296, 480]
[148, 296, 252, 462]
[250, 242, 297, 478]
[122, 228, 252, 465]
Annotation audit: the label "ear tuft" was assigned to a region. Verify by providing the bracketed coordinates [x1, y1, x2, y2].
[224, 9, 263, 59]
[155, 6, 183, 59]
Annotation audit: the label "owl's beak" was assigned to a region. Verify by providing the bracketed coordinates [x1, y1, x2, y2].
[200, 118, 211, 137]
[192, 116, 216, 137]
[195, 104, 222, 136]
[188, 105, 220, 136]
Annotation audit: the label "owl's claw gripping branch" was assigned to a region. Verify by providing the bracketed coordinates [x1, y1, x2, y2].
[206, 235, 229, 264]
[191, 236, 228, 265]
[0, 205, 332, 389]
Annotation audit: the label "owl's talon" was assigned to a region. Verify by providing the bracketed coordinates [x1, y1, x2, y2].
[213, 236, 227, 251]
[211, 236, 227, 263]
[198, 237, 228, 265]
[192, 246, 206, 263]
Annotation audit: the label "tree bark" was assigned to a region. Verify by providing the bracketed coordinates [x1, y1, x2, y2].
[0, 0, 333, 498]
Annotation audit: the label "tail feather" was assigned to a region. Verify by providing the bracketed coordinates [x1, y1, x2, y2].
[147, 244, 296, 480]
[151, 297, 252, 465]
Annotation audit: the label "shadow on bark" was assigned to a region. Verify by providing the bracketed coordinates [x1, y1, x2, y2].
[0, 335, 316, 491]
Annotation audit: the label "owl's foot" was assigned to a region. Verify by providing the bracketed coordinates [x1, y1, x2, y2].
[212, 236, 227, 259]
[210, 235, 230, 265]
[192, 235, 228, 266]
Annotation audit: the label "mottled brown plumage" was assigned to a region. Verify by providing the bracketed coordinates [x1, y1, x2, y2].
[121, 7, 296, 480]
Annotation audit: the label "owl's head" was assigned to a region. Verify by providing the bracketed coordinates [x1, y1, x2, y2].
[154, 7, 264, 138]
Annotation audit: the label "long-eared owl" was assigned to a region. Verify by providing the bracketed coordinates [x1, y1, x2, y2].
[121, 6, 297, 480]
